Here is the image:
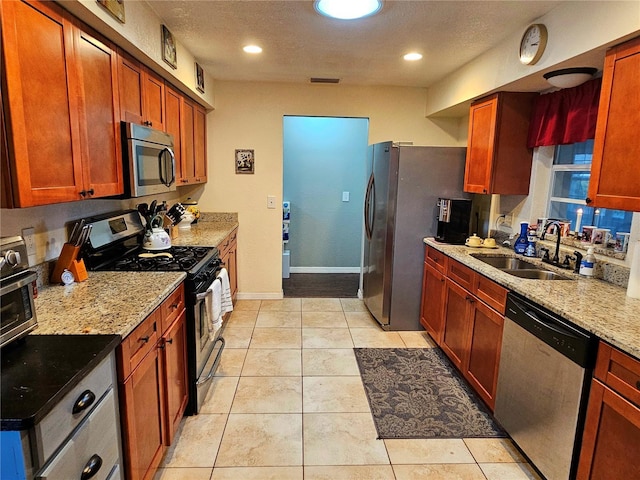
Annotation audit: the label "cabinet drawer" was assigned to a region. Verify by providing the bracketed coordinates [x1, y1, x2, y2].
[36, 388, 121, 480]
[118, 309, 160, 380]
[425, 246, 447, 274]
[474, 274, 507, 314]
[595, 342, 640, 407]
[34, 353, 115, 464]
[447, 258, 475, 291]
[160, 284, 185, 333]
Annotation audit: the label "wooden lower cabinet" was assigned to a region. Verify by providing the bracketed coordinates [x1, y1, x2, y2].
[419, 261, 446, 344]
[218, 227, 238, 302]
[577, 342, 640, 479]
[429, 253, 506, 411]
[118, 284, 187, 480]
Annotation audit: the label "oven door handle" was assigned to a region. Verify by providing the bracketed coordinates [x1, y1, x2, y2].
[196, 288, 213, 302]
[196, 337, 225, 386]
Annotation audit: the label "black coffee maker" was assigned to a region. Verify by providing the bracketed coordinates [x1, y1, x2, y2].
[435, 198, 472, 244]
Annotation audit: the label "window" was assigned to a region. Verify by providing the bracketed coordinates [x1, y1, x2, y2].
[548, 140, 633, 236]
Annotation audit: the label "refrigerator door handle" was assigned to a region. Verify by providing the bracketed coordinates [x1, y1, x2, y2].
[364, 173, 375, 240]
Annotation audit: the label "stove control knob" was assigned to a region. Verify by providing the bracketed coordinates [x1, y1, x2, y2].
[3, 250, 21, 267]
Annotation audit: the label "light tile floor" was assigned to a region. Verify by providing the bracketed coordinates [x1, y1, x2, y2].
[155, 298, 542, 480]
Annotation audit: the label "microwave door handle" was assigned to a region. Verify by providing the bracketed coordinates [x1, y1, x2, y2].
[158, 148, 176, 187]
[165, 148, 176, 186]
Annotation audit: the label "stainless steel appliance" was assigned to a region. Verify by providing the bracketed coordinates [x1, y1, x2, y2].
[363, 142, 467, 330]
[122, 122, 176, 198]
[80, 210, 224, 414]
[495, 293, 597, 480]
[1, 236, 37, 348]
[435, 198, 472, 244]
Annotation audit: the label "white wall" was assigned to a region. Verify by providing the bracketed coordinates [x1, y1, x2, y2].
[201, 82, 463, 297]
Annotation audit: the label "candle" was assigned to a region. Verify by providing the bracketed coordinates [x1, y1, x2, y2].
[594, 209, 600, 227]
[575, 208, 583, 233]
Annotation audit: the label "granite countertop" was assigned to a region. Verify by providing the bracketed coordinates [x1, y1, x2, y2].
[171, 221, 238, 248]
[424, 238, 640, 359]
[1, 335, 120, 430]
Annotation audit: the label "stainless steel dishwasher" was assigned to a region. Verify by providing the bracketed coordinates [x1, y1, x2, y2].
[494, 293, 597, 480]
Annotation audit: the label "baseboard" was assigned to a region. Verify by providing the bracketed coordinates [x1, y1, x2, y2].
[236, 291, 284, 300]
[289, 267, 361, 274]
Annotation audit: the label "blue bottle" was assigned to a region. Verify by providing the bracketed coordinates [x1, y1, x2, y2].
[514, 222, 529, 255]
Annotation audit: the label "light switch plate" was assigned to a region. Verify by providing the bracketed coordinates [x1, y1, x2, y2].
[342, 191, 350, 202]
[267, 195, 277, 209]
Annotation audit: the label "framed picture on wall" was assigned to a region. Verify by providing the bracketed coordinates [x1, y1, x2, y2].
[195, 62, 205, 93]
[97, 0, 125, 23]
[235, 149, 255, 174]
[162, 25, 177, 69]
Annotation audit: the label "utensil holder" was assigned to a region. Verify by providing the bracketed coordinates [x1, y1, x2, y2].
[51, 243, 88, 283]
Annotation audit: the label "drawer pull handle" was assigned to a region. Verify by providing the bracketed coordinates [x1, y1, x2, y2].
[140, 336, 150, 344]
[72, 390, 96, 414]
[80, 454, 103, 480]
[636, 380, 640, 390]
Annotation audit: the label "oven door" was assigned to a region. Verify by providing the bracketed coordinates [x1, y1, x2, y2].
[193, 286, 225, 413]
[1, 270, 38, 348]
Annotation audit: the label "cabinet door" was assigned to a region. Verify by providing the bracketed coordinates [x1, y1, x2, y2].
[577, 380, 640, 479]
[228, 237, 238, 301]
[588, 36, 640, 211]
[180, 98, 196, 184]
[117, 51, 144, 125]
[72, 23, 123, 198]
[120, 347, 165, 480]
[441, 279, 470, 370]
[142, 69, 165, 130]
[420, 262, 446, 345]
[1, 0, 83, 207]
[194, 105, 207, 183]
[464, 96, 497, 194]
[465, 300, 503, 410]
[165, 85, 182, 179]
[162, 310, 188, 446]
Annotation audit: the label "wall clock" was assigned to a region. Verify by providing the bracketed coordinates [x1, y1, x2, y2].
[519, 24, 548, 65]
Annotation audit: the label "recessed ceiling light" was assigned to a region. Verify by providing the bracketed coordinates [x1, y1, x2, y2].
[403, 53, 423, 61]
[243, 45, 262, 54]
[314, 0, 382, 20]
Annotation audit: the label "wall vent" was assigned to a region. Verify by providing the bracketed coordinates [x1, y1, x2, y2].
[310, 77, 340, 84]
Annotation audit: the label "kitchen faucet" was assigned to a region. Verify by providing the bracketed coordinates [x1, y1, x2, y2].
[540, 220, 561, 265]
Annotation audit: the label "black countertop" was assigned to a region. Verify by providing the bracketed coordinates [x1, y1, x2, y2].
[1, 334, 121, 431]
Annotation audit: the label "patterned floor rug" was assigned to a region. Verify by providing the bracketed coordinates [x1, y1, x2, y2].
[354, 347, 506, 439]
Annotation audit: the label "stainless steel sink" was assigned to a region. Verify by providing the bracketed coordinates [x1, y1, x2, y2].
[501, 269, 572, 280]
[472, 255, 538, 270]
[471, 254, 574, 280]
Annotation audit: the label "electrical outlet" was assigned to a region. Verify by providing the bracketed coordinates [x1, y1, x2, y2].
[503, 214, 513, 227]
[22, 227, 36, 255]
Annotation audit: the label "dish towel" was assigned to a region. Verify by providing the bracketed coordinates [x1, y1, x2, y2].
[218, 267, 234, 315]
[206, 278, 223, 340]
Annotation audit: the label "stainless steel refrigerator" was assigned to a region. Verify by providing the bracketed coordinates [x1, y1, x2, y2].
[363, 141, 467, 330]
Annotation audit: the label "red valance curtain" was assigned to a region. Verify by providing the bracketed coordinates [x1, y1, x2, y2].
[527, 77, 602, 148]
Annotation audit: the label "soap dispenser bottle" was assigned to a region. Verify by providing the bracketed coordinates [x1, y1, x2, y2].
[514, 221, 529, 255]
[579, 247, 596, 277]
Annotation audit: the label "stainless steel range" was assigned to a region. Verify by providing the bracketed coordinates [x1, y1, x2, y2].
[80, 210, 224, 414]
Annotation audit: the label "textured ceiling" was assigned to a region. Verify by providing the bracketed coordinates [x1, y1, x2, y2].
[147, 0, 565, 87]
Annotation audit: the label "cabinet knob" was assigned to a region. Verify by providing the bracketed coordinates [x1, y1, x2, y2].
[585, 197, 592, 204]
[166, 338, 174, 345]
[72, 390, 96, 414]
[139, 335, 150, 344]
[80, 454, 103, 480]
[635, 380, 640, 390]
[79, 190, 86, 197]
[86, 188, 94, 196]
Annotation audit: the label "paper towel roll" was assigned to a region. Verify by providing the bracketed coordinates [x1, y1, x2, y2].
[627, 240, 640, 299]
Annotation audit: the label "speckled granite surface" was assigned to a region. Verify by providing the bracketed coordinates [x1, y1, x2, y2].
[424, 238, 640, 359]
[171, 221, 238, 248]
[33, 271, 185, 338]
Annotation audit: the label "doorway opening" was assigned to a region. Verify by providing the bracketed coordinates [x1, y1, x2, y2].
[282, 116, 369, 297]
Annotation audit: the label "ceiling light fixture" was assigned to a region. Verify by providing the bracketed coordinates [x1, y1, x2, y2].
[243, 45, 263, 54]
[543, 67, 597, 89]
[403, 53, 423, 61]
[314, 0, 382, 20]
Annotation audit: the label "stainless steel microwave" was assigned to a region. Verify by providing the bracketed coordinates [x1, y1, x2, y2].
[122, 122, 176, 198]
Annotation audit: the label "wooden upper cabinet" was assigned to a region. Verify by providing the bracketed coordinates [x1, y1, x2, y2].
[179, 97, 196, 184]
[165, 85, 183, 174]
[117, 50, 165, 130]
[464, 92, 537, 195]
[194, 105, 207, 183]
[587, 36, 640, 212]
[1, 0, 122, 207]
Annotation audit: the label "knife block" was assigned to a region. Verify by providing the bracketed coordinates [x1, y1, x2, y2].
[51, 243, 88, 284]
